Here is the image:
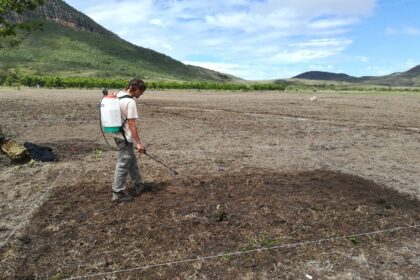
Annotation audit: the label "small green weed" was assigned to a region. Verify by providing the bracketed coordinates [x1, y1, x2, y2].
[27, 159, 40, 168]
[214, 158, 225, 165]
[14, 159, 40, 170]
[93, 148, 102, 159]
[350, 236, 361, 244]
[222, 253, 236, 261]
[241, 235, 278, 251]
[215, 204, 227, 222]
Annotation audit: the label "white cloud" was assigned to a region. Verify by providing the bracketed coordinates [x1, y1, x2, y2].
[84, 0, 156, 24]
[149, 18, 168, 27]
[65, 0, 377, 79]
[290, 38, 352, 48]
[404, 27, 420, 36]
[406, 58, 416, 68]
[309, 64, 334, 70]
[386, 26, 420, 36]
[309, 18, 359, 30]
[271, 49, 339, 63]
[365, 65, 390, 75]
[265, 38, 352, 64]
[360, 56, 369, 63]
[184, 61, 248, 76]
[386, 27, 398, 35]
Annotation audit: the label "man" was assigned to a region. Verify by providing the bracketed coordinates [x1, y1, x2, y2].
[112, 78, 147, 203]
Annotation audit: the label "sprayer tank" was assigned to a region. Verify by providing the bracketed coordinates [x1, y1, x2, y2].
[100, 96, 122, 133]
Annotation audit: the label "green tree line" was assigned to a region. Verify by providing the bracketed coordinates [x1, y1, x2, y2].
[0, 75, 286, 91]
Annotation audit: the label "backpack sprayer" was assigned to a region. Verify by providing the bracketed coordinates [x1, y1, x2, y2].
[100, 89, 179, 175]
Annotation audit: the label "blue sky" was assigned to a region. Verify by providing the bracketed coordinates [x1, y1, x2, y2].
[65, 0, 420, 80]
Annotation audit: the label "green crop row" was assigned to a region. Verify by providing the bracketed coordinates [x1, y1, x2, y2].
[0, 75, 286, 91]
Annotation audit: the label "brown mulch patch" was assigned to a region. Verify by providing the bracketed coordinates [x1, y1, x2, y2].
[7, 169, 420, 279]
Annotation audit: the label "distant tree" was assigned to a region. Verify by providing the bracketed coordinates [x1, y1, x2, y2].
[0, 0, 45, 47]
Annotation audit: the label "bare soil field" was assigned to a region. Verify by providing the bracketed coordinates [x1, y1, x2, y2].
[0, 88, 419, 279]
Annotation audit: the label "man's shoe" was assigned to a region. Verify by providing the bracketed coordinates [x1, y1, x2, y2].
[112, 192, 133, 203]
[134, 184, 145, 196]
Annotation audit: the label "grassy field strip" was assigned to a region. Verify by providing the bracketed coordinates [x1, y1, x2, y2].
[62, 225, 419, 280]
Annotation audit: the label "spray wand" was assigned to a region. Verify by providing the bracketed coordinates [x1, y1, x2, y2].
[143, 150, 179, 175]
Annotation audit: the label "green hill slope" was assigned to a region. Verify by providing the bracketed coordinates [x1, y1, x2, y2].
[360, 65, 420, 87]
[291, 65, 420, 87]
[0, 1, 238, 82]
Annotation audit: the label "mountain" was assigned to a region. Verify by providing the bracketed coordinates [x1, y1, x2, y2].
[0, 0, 239, 82]
[362, 65, 420, 86]
[405, 65, 420, 75]
[292, 65, 420, 87]
[292, 71, 359, 82]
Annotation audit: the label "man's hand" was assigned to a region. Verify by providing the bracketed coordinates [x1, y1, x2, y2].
[136, 142, 145, 154]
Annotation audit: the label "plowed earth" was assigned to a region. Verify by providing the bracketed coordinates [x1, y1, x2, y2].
[0, 89, 419, 279]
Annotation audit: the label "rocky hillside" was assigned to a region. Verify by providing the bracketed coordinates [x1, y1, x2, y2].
[1, 0, 239, 82]
[6, 0, 116, 38]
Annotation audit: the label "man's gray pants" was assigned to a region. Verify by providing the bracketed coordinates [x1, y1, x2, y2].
[112, 138, 143, 193]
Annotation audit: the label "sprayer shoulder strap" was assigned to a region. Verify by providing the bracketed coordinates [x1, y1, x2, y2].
[118, 95, 134, 100]
[118, 94, 134, 123]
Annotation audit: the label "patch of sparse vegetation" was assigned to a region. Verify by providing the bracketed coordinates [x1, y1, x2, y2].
[241, 234, 279, 251]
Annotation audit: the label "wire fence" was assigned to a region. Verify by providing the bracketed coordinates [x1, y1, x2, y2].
[62, 224, 419, 280]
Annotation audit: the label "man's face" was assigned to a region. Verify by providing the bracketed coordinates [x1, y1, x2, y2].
[134, 89, 145, 98]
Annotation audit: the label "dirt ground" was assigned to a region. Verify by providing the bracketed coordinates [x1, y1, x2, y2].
[0, 88, 419, 279]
